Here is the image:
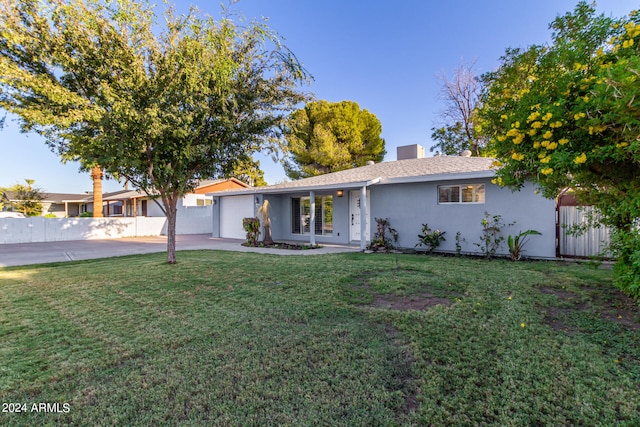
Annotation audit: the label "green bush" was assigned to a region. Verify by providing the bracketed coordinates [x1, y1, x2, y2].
[242, 217, 261, 246]
[507, 230, 542, 261]
[611, 228, 640, 298]
[367, 218, 398, 252]
[416, 224, 445, 253]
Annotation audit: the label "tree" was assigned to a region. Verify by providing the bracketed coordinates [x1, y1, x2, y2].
[0, 0, 308, 263]
[284, 100, 385, 179]
[229, 156, 267, 187]
[430, 60, 485, 156]
[6, 179, 44, 216]
[90, 166, 103, 217]
[477, 2, 640, 295]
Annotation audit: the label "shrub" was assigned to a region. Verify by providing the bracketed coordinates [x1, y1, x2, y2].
[416, 224, 446, 253]
[474, 212, 513, 259]
[242, 217, 261, 246]
[367, 218, 398, 252]
[611, 228, 640, 298]
[79, 212, 93, 217]
[507, 230, 542, 261]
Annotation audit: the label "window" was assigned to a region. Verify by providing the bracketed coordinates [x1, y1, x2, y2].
[291, 196, 333, 236]
[438, 184, 485, 204]
[196, 198, 213, 206]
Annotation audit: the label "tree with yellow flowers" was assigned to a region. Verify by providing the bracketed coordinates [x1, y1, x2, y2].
[478, 2, 640, 296]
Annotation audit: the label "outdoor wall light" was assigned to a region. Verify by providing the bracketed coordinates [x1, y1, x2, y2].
[336, 190, 344, 198]
[255, 197, 260, 204]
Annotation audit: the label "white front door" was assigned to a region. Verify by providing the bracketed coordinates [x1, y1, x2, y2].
[350, 190, 370, 242]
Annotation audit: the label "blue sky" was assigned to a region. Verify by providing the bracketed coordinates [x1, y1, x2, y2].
[0, 0, 633, 193]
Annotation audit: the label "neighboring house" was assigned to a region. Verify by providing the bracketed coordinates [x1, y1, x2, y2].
[98, 179, 251, 217]
[1, 191, 90, 217]
[2, 179, 249, 218]
[209, 144, 558, 258]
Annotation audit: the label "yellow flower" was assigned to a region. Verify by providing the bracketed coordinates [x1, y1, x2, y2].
[541, 140, 549, 148]
[527, 111, 540, 122]
[559, 138, 569, 145]
[533, 141, 540, 148]
[512, 152, 525, 161]
[530, 103, 541, 110]
[574, 112, 586, 121]
[540, 156, 551, 163]
[550, 121, 563, 129]
[587, 125, 605, 135]
[623, 39, 634, 49]
[582, 95, 590, 103]
[531, 121, 543, 129]
[541, 167, 554, 175]
[538, 153, 547, 159]
[625, 22, 640, 37]
[500, 114, 509, 121]
[506, 128, 520, 137]
[513, 134, 524, 145]
[528, 129, 537, 136]
[511, 121, 521, 128]
[543, 130, 553, 139]
[491, 160, 503, 167]
[574, 152, 587, 164]
[547, 142, 558, 150]
[508, 296, 513, 300]
[497, 135, 506, 142]
[542, 112, 553, 122]
[616, 142, 629, 148]
[520, 323, 526, 328]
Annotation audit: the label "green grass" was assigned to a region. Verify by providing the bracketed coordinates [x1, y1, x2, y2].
[0, 252, 639, 426]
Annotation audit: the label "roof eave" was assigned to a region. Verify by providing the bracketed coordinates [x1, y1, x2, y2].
[381, 170, 496, 185]
[207, 180, 379, 197]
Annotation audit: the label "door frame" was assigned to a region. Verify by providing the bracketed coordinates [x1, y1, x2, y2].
[349, 189, 370, 242]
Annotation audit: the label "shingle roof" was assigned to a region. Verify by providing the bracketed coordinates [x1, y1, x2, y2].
[210, 156, 496, 195]
[2, 191, 91, 202]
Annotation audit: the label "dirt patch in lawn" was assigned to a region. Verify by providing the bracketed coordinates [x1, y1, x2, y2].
[348, 269, 460, 312]
[539, 285, 640, 331]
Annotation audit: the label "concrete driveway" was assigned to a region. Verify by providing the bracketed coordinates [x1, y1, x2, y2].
[0, 234, 361, 267]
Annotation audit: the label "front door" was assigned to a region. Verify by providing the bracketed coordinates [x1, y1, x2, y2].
[349, 190, 370, 242]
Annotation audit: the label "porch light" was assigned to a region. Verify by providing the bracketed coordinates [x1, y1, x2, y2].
[336, 190, 344, 198]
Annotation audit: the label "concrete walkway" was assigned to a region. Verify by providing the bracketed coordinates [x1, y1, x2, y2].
[0, 234, 362, 267]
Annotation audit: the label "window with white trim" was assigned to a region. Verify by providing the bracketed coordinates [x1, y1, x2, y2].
[438, 184, 485, 204]
[291, 196, 333, 236]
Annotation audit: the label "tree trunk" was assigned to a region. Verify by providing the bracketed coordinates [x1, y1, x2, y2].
[91, 166, 104, 218]
[263, 224, 274, 245]
[165, 197, 178, 264]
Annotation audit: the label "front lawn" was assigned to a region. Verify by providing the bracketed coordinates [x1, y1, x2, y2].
[0, 252, 638, 425]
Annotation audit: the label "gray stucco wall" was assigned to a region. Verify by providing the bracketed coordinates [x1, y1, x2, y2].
[370, 179, 557, 259]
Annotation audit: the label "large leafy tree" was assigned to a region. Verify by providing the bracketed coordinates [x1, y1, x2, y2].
[430, 61, 485, 156]
[4, 179, 44, 216]
[284, 100, 386, 179]
[0, 0, 307, 263]
[478, 2, 640, 295]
